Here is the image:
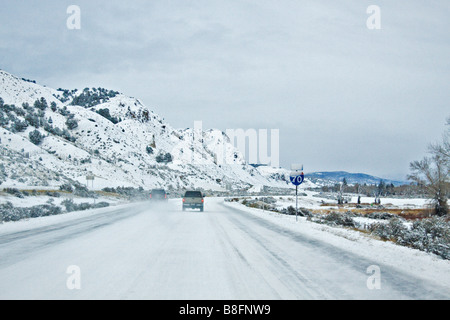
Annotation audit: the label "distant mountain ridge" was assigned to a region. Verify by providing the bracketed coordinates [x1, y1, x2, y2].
[306, 171, 408, 187]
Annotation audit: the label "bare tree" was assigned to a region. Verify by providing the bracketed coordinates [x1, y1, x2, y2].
[408, 118, 449, 216]
[337, 178, 347, 204]
[354, 183, 362, 204]
[429, 117, 450, 164]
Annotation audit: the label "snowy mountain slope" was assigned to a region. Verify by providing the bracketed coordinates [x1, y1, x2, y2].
[0, 70, 290, 191]
[0, 135, 75, 189]
[0, 71, 61, 107]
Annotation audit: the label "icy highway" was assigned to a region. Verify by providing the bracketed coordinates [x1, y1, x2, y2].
[0, 198, 449, 300]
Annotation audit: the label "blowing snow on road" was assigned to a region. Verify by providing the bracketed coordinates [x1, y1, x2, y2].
[0, 198, 449, 300]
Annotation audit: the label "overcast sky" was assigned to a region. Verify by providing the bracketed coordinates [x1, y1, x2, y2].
[1, 0, 449, 180]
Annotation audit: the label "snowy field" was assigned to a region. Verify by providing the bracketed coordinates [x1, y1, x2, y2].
[238, 190, 431, 211]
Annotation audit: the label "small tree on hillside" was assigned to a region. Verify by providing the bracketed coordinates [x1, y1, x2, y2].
[29, 129, 44, 145]
[66, 117, 78, 130]
[156, 152, 173, 164]
[50, 102, 57, 112]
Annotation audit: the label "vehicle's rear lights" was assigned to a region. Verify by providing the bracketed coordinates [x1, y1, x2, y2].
[150, 194, 152, 198]
[182, 198, 185, 202]
[165, 194, 167, 199]
[201, 199, 204, 203]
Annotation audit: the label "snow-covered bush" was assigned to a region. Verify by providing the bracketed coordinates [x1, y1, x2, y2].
[70, 88, 119, 108]
[59, 183, 74, 193]
[33, 97, 48, 110]
[50, 101, 57, 112]
[0, 164, 6, 184]
[369, 217, 450, 260]
[0, 202, 22, 222]
[61, 128, 76, 142]
[110, 186, 150, 200]
[0, 202, 62, 223]
[46, 191, 61, 197]
[279, 205, 312, 217]
[257, 196, 277, 204]
[156, 152, 173, 163]
[25, 112, 41, 128]
[65, 117, 79, 130]
[286, 205, 297, 215]
[61, 199, 109, 213]
[403, 218, 450, 259]
[44, 124, 76, 142]
[97, 108, 119, 124]
[4, 188, 24, 198]
[29, 129, 44, 145]
[366, 212, 397, 220]
[73, 184, 96, 197]
[316, 212, 358, 228]
[12, 119, 28, 132]
[28, 204, 62, 218]
[61, 199, 80, 212]
[368, 218, 407, 241]
[0, 111, 9, 127]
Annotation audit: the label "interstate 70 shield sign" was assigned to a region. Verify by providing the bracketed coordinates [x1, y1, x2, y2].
[289, 171, 304, 186]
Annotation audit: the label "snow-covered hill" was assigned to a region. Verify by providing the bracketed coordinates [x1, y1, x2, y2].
[0, 70, 292, 192]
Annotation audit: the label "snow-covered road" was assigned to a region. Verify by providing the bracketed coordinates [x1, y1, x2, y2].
[0, 198, 449, 300]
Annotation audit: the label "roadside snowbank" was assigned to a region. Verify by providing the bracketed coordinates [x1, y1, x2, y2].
[223, 200, 450, 289]
[0, 200, 146, 235]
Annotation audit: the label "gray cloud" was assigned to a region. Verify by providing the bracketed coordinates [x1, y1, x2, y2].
[1, 0, 449, 180]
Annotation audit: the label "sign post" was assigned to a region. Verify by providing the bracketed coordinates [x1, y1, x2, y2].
[86, 175, 95, 188]
[289, 164, 304, 221]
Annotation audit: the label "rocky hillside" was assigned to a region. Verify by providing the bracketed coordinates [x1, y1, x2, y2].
[0, 70, 291, 192]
